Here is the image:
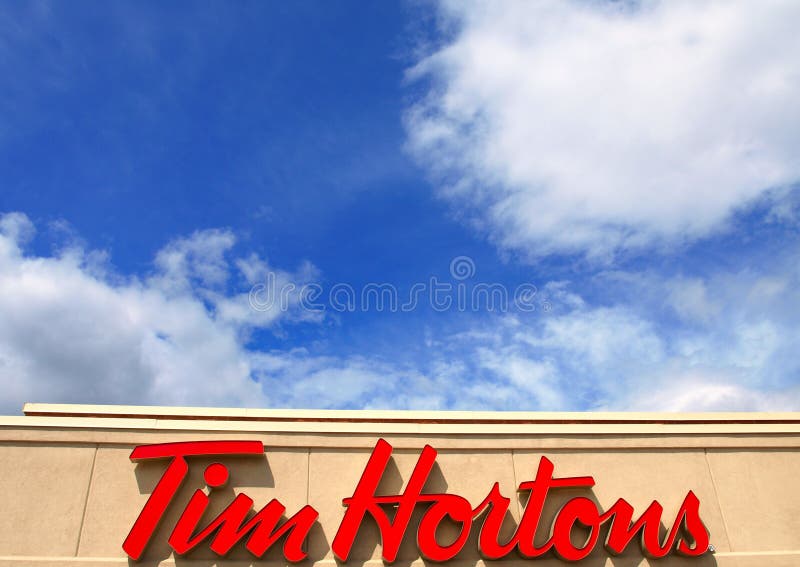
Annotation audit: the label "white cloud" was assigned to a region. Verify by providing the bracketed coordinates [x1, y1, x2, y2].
[0, 213, 544, 414]
[0, 213, 313, 413]
[621, 375, 800, 412]
[152, 228, 237, 293]
[1, 212, 797, 413]
[252, 351, 452, 410]
[475, 349, 564, 409]
[407, 0, 800, 258]
[664, 277, 720, 324]
[498, 258, 800, 411]
[523, 307, 664, 368]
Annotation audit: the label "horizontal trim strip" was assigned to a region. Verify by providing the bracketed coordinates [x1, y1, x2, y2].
[22, 411, 800, 425]
[4, 416, 800, 437]
[20, 403, 800, 425]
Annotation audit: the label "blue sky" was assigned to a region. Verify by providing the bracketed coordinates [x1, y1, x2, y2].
[1, 0, 799, 413]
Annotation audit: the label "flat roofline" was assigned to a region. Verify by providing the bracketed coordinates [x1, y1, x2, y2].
[20, 402, 800, 425]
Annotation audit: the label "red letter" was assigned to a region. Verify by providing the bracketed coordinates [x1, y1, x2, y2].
[416, 494, 474, 561]
[122, 441, 264, 560]
[515, 457, 595, 558]
[600, 493, 709, 558]
[601, 498, 668, 556]
[549, 497, 601, 561]
[332, 439, 439, 562]
[474, 483, 518, 559]
[675, 491, 710, 556]
[166, 461, 317, 561]
[169, 494, 318, 561]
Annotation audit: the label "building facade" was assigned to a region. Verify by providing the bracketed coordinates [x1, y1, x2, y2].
[0, 403, 798, 566]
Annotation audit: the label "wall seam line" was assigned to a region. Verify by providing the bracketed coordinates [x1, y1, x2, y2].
[306, 447, 312, 505]
[75, 443, 98, 557]
[704, 448, 733, 552]
[305, 447, 312, 556]
[510, 449, 522, 519]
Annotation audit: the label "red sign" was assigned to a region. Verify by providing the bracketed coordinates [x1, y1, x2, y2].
[123, 439, 710, 562]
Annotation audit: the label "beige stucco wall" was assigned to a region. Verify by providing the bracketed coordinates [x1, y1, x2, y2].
[1, 404, 798, 567]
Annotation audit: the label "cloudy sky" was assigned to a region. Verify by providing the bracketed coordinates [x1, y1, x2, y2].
[2, 0, 799, 413]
